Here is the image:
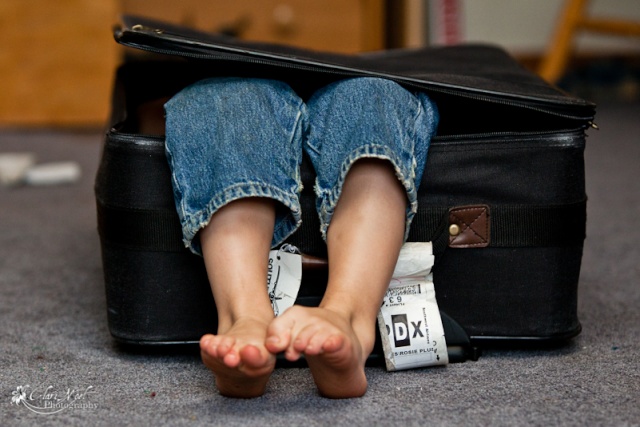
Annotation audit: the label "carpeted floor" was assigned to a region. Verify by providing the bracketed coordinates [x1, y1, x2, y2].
[1, 102, 638, 426]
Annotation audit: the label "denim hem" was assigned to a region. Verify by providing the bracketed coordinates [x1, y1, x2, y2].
[315, 144, 418, 243]
[180, 182, 302, 256]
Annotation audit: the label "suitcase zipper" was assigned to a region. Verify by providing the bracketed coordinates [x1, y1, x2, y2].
[432, 127, 587, 144]
[108, 130, 165, 145]
[108, 125, 586, 147]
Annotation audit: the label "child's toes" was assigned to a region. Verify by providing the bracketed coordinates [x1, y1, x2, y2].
[321, 334, 346, 354]
[200, 334, 223, 358]
[265, 318, 295, 354]
[304, 329, 344, 356]
[239, 344, 270, 369]
[293, 324, 324, 354]
[222, 350, 241, 368]
[216, 336, 237, 358]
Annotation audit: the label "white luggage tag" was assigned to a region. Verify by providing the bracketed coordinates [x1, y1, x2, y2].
[377, 242, 449, 371]
[267, 244, 303, 316]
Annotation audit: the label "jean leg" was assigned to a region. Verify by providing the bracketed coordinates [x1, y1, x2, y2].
[164, 77, 307, 255]
[305, 77, 439, 241]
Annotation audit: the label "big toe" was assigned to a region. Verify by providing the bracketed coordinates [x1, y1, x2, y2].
[239, 344, 272, 370]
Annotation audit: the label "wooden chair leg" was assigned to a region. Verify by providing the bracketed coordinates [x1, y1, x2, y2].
[538, 0, 588, 84]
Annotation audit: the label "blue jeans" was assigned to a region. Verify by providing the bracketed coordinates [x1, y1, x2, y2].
[164, 77, 439, 255]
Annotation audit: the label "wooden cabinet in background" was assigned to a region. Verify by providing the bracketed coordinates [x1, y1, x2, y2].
[0, 0, 119, 127]
[121, 0, 385, 54]
[0, 0, 386, 127]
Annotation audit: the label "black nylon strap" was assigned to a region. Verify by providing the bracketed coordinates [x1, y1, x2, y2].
[408, 200, 587, 250]
[97, 200, 586, 253]
[491, 202, 586, 247]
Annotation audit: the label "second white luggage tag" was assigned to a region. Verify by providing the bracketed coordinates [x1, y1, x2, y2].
[377, 242, 449, 371]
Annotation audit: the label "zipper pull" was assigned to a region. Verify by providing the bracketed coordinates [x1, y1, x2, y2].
[589, 121, 599, 130]
[131, 24, 164, 35]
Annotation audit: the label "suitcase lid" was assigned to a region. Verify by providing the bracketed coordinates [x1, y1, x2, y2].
[114, 15, 596, 123]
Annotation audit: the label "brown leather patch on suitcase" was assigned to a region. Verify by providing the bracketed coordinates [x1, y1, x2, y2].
[448, 205, 490, 248]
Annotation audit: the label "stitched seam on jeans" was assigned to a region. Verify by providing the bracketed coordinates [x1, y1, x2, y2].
[182, 182, 302, 253]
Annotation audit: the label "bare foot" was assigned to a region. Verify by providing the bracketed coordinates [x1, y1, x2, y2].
[200, 317, 275, 398]
[265, 306, 372, 398]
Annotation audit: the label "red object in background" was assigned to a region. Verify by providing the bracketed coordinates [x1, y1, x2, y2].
[432, 0, 463, 45]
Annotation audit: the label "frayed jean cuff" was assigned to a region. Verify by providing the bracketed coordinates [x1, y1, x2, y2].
[180, 182, 302, 256]
[315, 144, 418, 243]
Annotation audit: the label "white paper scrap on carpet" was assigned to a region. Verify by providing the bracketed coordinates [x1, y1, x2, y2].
[0, 153, 36, 186]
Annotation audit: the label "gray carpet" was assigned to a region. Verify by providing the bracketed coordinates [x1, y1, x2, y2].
[1, 102, 638, 426]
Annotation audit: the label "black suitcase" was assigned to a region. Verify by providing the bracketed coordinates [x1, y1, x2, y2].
[96, 16, 595, 355]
